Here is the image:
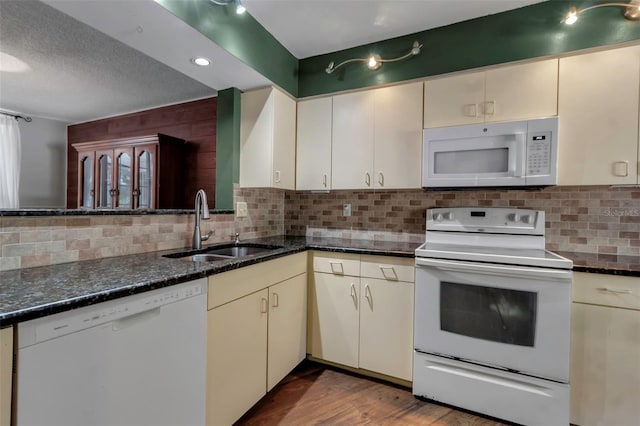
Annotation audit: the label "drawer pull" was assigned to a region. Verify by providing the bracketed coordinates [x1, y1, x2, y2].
[364, 284, 373, 308]
[272, 292, 279, 308]
[379, 266, 398, 281]
[260, 297, 268, 313]
[350, 283, 358, 307]
[329, 261, 344, 275]
[596, 287, 632, 294]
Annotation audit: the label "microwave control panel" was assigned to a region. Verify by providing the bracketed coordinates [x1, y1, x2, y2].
[526, 131, 552, 176]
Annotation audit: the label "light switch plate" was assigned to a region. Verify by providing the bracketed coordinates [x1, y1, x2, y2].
[236, 201, 248, 218]
[343, 203, 351, 217]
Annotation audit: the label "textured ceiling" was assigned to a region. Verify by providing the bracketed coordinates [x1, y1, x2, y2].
[0, 0, 217, 123]
[243, 0, 544, 58]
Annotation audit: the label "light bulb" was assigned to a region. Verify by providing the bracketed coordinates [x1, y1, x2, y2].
[192, 57, 211, 66]
[367, 54, 382, 70]
[564, 8, 578, 25]
[235, 0, 246, 14]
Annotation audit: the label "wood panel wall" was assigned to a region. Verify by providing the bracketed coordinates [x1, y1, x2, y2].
[67, 97, 217, 209]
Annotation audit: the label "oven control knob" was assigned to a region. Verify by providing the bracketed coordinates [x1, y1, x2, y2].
[442, 212, 453, 221]
[507, 213, 520, 222]
[433, 213, 443, 221]
[521, 215, 533, 224]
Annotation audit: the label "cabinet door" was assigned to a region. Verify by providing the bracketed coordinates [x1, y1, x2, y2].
[133, 145, 157, 209]
[0, 327, 12, 426]
[309, 273, 360, 368]
[332, 90, 375, 189]
[359, 278, 414, 381]
[267, 274, 307, 391]
[296, 97, 332, 190]
[114, 147, 133, 208]
[240, 87, 274, 188]
[424, 72, 485, 128]
[95, 149, 114, 208]
[374, 82, 423, 189]
[571, 303, 640, 426]
[272, 88, 296, 190]
[558, 46, 640, 185]
[77, 151, 95, 208]
[484, 59, 558, 123]
[206, 289, 268, 426]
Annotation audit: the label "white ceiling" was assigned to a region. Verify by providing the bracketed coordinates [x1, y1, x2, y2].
[244, 0, 544, 58]
[0, 0, 543, 124]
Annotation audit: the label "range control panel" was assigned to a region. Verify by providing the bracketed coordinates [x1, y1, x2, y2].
[427, 207, 545, 235]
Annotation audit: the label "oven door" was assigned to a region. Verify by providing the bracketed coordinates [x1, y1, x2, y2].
[414, 257, 572, 382]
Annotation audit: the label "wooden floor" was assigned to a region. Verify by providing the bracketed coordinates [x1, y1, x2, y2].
[236, 361, 509, 425]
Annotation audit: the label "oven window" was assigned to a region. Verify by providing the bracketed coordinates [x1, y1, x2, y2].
[440, 282, 537, 347]
[434, 148, 509, 174]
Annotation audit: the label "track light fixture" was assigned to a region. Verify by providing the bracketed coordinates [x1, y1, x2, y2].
[562, 0, 640, 24]
[326, 41, 423, 74]
[209, 0, 246, 15]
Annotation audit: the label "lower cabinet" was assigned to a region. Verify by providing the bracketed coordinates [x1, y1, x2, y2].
[206, 253, 307, 426]
[0, 326, 12, 426]
[308, 252, 414, 382]
[571, 272, 640, 426]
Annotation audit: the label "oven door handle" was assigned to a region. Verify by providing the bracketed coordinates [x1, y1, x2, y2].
[415, 258, 572, 281]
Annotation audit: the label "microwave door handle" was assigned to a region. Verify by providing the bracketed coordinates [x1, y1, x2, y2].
[511, 133, 526, 177]
[416, 257, 572, 281]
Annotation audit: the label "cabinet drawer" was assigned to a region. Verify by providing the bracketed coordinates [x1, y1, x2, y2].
[208, 252, 307, 310]
[573, 272, 640, 310]
[312, 251, 360, 276]
[361, 255, 415, 282]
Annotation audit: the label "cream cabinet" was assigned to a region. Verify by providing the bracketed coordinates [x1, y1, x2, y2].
[240, 86, 296, 189]
[331, 82, 423, 190]
[296, 97, 333, 190]
[206, 253, 307, 426]
[0, 327, 12, 426]
[308, 252, 414, 381]
[570, 272, 640, 426]
[558, 45, 640, 185]
[424, 59, 558, 128]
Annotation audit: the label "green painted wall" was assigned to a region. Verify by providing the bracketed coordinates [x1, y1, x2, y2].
[298, 0, 640, 97]
[156, 0, 298, 97]
[215, 87, 241, 210]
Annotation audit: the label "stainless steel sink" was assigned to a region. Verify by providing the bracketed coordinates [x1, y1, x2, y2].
[164, 243, 281, 262]
[184, 254, 232, 262]
[205, 246, 274, 257]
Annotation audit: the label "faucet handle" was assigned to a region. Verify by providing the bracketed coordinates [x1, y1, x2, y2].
[230, 233, 240, 243]
[201, 230, 213, 242]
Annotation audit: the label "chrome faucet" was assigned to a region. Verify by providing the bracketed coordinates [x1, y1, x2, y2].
[192, 189, 213, 249]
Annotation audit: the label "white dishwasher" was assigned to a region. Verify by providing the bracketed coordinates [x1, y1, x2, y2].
[16, 278, 207, 426]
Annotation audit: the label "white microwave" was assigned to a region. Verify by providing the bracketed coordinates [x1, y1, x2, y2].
[422, 117, 558, 188]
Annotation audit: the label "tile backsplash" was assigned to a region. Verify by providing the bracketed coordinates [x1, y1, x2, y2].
[0, 187, 285, 271]
[285, 186, 640, 256]
[2, 185, 638, 271]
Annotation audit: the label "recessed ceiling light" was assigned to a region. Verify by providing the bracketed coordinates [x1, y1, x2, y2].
[192, 57, 211, 67]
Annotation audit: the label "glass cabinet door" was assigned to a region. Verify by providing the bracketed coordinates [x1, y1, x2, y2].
[96, 151, 113, 208]
[116, 150, 132, 208]
[78, 153, 94, 208]
[134, 145, 156, 209]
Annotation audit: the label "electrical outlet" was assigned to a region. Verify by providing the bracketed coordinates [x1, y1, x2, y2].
[236, 201, 248, 218]
[343, 203, 351, 217]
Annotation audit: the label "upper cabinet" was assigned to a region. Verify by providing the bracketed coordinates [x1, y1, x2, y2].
[331, 82, 423, 190]
[296, 97, 333, 191]
[73, 134, 184, 209]
[240, 86, 296, 190]
[558, 45, 640, 185]
[424, 59, 558, 128]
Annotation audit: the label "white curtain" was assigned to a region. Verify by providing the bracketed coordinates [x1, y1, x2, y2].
[0, 114, 21, 208]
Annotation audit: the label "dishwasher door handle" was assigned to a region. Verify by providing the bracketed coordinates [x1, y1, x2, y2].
[112, 307, 161, 331]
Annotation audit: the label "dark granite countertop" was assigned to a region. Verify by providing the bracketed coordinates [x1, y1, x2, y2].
[0, 236, 420, 327]
[0, 208, 234, 216]
[556, 251, 640, 277]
